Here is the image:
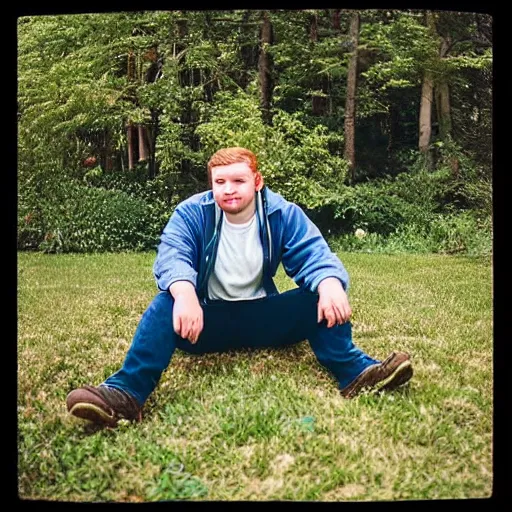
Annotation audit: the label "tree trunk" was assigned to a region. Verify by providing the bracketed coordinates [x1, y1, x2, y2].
[309, 11, 318, 41]
[344, 11, 360, 183]
[418, 71, 434, 154]
[387, 100, 400, 159]
[332, 9, 341, 32]
[100, 129, 113, 171]
[258, 10, 274, 126]
[418, 11, 436, 169]
[176, 17, 188, 86]
[330, 9, 342, 117]
[127, 123, 135, 171]
[309, 11, 329, 116]
[143, 46, 161, 178]
[126, 50, 137, 171]
[138, 125, 149, 162]
[127, 49, 136, 82]
[435, 35, 453, 143]
[148, 108, 159, 179]
[239, 10, 254, 90]
[435, 81, 452, 141]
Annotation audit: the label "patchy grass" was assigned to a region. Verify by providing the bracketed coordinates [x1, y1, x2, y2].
[17, 251, 493, 501]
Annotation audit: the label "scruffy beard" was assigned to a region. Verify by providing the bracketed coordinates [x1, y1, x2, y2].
[218, 197, 256, 220]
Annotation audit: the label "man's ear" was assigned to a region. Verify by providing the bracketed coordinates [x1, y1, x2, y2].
[255, 172, 264, 191]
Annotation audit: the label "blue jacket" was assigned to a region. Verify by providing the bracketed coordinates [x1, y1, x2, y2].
[153, 187, 349, 302]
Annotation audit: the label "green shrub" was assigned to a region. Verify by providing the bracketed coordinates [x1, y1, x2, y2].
[428, 211, 492, 256]
[329, 228, 434, 255]
[328, 211, 492, 257]
[195, 88, 348, 210]
[18, 179, 172, 253]
[385, 169, 452, 217]
[325, 182, 420, 236]
[317, 167, 484, 237]
[83, 164, 184, 207]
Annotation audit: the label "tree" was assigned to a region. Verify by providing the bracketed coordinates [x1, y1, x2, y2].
[418, 10, 492, 173]
[18, 9, 492, 202]
[432, 11, 492, 176]
[258, 10, 274, 125]
[344, 10, 360, 182]
[417, 11, 436, 168]
[17, 12, 173, 176]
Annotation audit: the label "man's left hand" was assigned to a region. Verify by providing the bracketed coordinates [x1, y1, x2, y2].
[317, 277, 352, 328]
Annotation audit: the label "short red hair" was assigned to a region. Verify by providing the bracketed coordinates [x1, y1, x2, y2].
[207, 147, 259, 186]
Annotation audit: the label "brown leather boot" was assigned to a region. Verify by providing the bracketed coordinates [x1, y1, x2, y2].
[340, 351, 413, 398]
[66, 384, 142, 427]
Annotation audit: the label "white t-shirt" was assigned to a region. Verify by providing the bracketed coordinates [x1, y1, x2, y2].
[207, 213, 267, 301]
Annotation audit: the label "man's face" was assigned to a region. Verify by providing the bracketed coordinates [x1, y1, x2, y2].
[211, 162, 263, 220]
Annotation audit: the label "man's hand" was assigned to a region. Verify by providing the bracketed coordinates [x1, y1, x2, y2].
[169, 281, 204, 344]
[317, 277, 352, 328]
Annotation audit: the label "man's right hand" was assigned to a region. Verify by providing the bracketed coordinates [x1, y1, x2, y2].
[169, 281, 204, 344]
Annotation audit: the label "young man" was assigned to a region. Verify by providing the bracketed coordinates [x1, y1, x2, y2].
[66, 147, 413, 427]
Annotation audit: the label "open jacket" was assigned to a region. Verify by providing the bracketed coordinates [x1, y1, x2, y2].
[153, 186, 349, 303]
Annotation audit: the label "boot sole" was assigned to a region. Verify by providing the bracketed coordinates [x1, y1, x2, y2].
[68, 402, 118, 427]
[375, 360, 413, 392]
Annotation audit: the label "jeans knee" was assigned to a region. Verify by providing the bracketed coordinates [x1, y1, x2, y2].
[149, 291, 174, 311]
[140, 291, 174, 328]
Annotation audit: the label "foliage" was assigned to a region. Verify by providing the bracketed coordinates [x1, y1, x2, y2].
[317, 168, 449, 235]
[329, 211, 491, 257]
[426, 211, 492, 256]
[271, 9, 348, 117]
[360, 11, 435, 93]
[359, 11, 491, 114]
[430, 138, 492, 215]
[196, 88, 347, 209]
[327, 182, 418, 236]
[18, 14, 139, 175]
[317, 161, 492, 257]
[83, 164, 182, 210]
[17, 10, 492, 255]
[18, 177, 170, 253]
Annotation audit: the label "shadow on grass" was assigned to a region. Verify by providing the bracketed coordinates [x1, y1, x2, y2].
[172, 341, 311, 373]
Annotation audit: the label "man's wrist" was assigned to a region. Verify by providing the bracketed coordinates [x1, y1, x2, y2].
[318, 277, 341, 289]
[169, 280, 197, 299]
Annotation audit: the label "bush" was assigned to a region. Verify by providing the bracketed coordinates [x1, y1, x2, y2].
[18, 179, 172, 253]
[195, 88, 348, 210]
[325, 182, 420, 236]
[316, 167, 485, 236]
[328, 211, 492, 257]
[428, 211, 492, 256]
[83, 164, 184, 207]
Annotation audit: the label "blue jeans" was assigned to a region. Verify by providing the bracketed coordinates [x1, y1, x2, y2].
[104, 288, 379, 405]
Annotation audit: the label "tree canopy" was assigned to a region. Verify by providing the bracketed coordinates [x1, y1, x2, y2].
[17, 9, 492, 254]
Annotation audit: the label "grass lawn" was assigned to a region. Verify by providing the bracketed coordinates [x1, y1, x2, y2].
[17, 251, 493, 502]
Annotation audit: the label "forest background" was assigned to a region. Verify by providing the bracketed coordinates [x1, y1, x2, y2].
[17, 9, 493, 256]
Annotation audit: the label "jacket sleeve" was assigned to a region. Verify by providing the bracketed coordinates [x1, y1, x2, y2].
[281, 203, 350, 292]
[152, 206, 200, 292]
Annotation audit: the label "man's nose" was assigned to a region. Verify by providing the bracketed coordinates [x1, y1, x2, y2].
[225, 182, 233, 193]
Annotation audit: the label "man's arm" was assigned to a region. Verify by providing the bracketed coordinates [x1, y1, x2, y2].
[153, 206, 204, 343]
[281, 203, 352, 326]
[153, 207, 199, 292]
[281, 203, 349, 292]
